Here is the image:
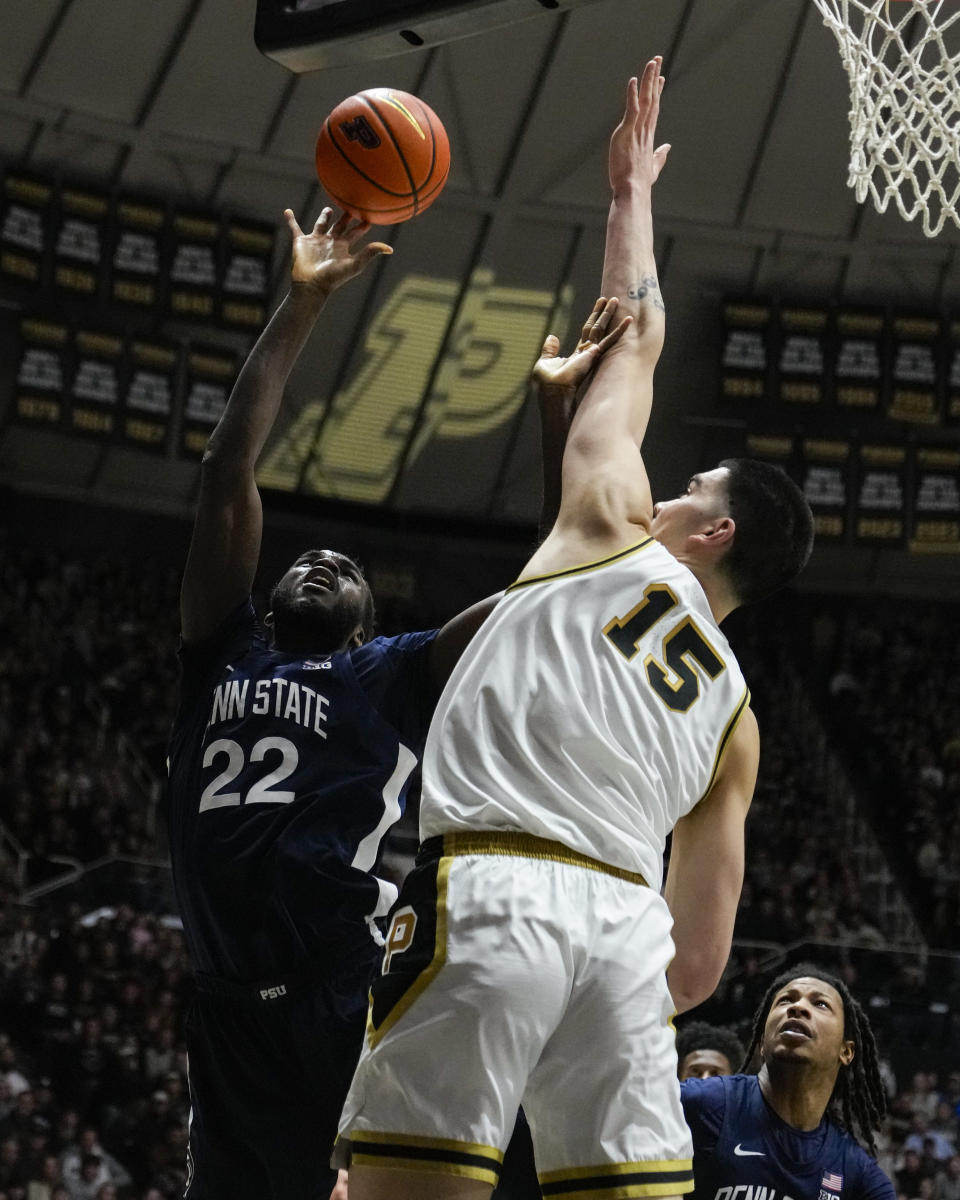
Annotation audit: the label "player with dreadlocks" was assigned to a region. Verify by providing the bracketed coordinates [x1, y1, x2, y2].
[681, 963, 893, 1200]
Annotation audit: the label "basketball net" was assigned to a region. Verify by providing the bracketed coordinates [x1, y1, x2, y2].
[812, 0, 960, 237]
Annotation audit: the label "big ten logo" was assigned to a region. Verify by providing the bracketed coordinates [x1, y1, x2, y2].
[257, 271, 573, 503]
[340, 115, 381, 149]
[382, 906, 417, 974]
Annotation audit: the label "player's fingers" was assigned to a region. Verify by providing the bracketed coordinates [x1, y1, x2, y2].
[285, 208, 305, 239]
[354, 242, 393, 269]
[595, 296, 619, 327]
[585, 298, 618, 344]
[579, 297, 606, 337]
[328, 210, 355, 240]
[624, 76, 640, 118]
[597, 314, 633, 352]
[312, 207, 335, 233]
[540, 333, 561, 360]
[345, 216, 373, 243]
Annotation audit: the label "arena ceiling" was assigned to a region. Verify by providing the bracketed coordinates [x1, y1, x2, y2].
[2, 0, 960, 598]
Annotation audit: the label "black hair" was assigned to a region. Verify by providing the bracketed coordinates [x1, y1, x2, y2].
[675, 1020, 745, 1073]
[741, 962, 887, 1155]
[717, 458, 814, 605]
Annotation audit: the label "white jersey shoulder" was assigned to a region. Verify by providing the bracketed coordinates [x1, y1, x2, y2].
[420, 538, 750, 888]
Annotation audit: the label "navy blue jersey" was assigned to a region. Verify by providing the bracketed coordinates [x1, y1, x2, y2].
[166, 599, 438, 981]
[681, 1075, 894, 1200]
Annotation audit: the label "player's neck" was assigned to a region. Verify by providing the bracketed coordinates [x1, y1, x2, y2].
[758, 1062, 834, 1132]
[677, 556, 738, 625]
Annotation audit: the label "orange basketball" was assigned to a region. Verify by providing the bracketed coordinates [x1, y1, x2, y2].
[315, 88, 450, 225]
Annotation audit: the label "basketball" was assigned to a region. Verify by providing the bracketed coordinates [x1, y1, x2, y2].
[315, 88, 450, 225]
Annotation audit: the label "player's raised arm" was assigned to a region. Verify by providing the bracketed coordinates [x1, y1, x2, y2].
[533, 296, 632, 541]
[180, 209, 391, 645]
[553, 58, 671, 545]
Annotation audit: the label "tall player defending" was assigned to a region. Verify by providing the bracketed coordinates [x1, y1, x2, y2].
[168, 206, 626, 1200]
[337, 57, 813, 1200]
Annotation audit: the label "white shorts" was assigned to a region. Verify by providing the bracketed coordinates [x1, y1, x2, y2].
[336, 832, 694, 1196]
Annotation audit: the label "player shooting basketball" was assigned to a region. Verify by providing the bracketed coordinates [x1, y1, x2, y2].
[335, 57, 814, 1200]
[166, 204, 629, 1200]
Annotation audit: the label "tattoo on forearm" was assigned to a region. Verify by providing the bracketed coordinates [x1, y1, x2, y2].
[628, 276, 666, 312]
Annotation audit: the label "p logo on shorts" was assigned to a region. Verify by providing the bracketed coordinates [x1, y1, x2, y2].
[383, 906, 417, 974]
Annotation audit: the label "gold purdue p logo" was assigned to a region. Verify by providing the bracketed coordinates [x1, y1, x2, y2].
[382, 906, 417, 974]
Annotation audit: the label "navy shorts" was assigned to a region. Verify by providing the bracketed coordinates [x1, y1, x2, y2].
[184, 953, 376, 1200]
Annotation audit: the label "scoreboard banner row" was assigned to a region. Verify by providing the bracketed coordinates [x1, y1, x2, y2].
[12, 315, 237, 458]
[721, 299, 960, 426]
[0, 172, 276, 331]
[745, 433, 960, 553]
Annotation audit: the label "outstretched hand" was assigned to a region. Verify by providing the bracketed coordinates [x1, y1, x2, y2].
[285, 206, 392, 297]
[608, 57, 671, 194]
[534, 296, 632, 394]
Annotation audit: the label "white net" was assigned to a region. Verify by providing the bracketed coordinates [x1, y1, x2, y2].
[812, 0, 960, 237]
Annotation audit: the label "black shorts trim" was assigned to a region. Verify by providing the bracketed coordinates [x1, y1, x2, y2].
[539, 1158, 695, 1198]
[344, 1131, 503, 1186]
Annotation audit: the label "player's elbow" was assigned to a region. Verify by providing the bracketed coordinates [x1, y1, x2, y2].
[668, 946, 730, 1015]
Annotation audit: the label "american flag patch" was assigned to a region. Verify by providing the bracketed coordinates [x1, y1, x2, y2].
[822, 1172, 843, 1191]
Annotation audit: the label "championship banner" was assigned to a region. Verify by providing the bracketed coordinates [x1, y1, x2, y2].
[220, 218, 274, 330]
[910, 446, 960, 553]
[122, 338, 178, 452]
[887, 312, 942, 425]
[744, 433, 798, 477]
[53, 185, 110, 298]
[180, 345, 236, 458]
[168, 210, 220, 322]
[799, 438, 851, 543]
[0, 173, 54, 287]
[720, 299, 772, 404]
[776, 304, 828, 408]
[854, 443, 908, 546]
[833, 308, 884, 413]
[68, 329, 122, 439]
[110, 195, 166, 309]
[13, 316, 69, 428]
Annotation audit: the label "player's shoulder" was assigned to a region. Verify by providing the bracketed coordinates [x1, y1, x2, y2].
[515, 523, 660, 586]
[351, 627, 438, 662]
[681, 1070, 753, 1110]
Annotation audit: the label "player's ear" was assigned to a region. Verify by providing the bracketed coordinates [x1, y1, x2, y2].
[839, 1038, 855, 1067]
[264, 611, 275, 630]
[692, 517, 735, 550]
[349, 624, 365, 649]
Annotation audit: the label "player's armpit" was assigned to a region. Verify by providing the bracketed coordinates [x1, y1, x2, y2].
[428, 592, 504, 694]
[664, 706, 759, 1014]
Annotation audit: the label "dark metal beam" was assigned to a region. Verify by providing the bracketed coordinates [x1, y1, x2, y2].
[735, 0, 810, 228]
[18, 0, 75, 98]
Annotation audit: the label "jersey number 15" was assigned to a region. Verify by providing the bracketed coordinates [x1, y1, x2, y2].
[602, 584, 725, 712]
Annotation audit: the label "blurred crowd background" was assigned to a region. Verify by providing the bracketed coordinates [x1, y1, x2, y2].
[3, 516, 960, 1200]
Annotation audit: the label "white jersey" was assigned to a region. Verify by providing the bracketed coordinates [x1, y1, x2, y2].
[420, 537, 750, 889]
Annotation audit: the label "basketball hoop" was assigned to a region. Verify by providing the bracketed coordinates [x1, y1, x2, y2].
[812, 0, 960, 237]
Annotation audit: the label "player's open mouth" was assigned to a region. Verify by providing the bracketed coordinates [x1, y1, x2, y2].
[778, 1020, 811, 1039]
[304, 567, 336, 590]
